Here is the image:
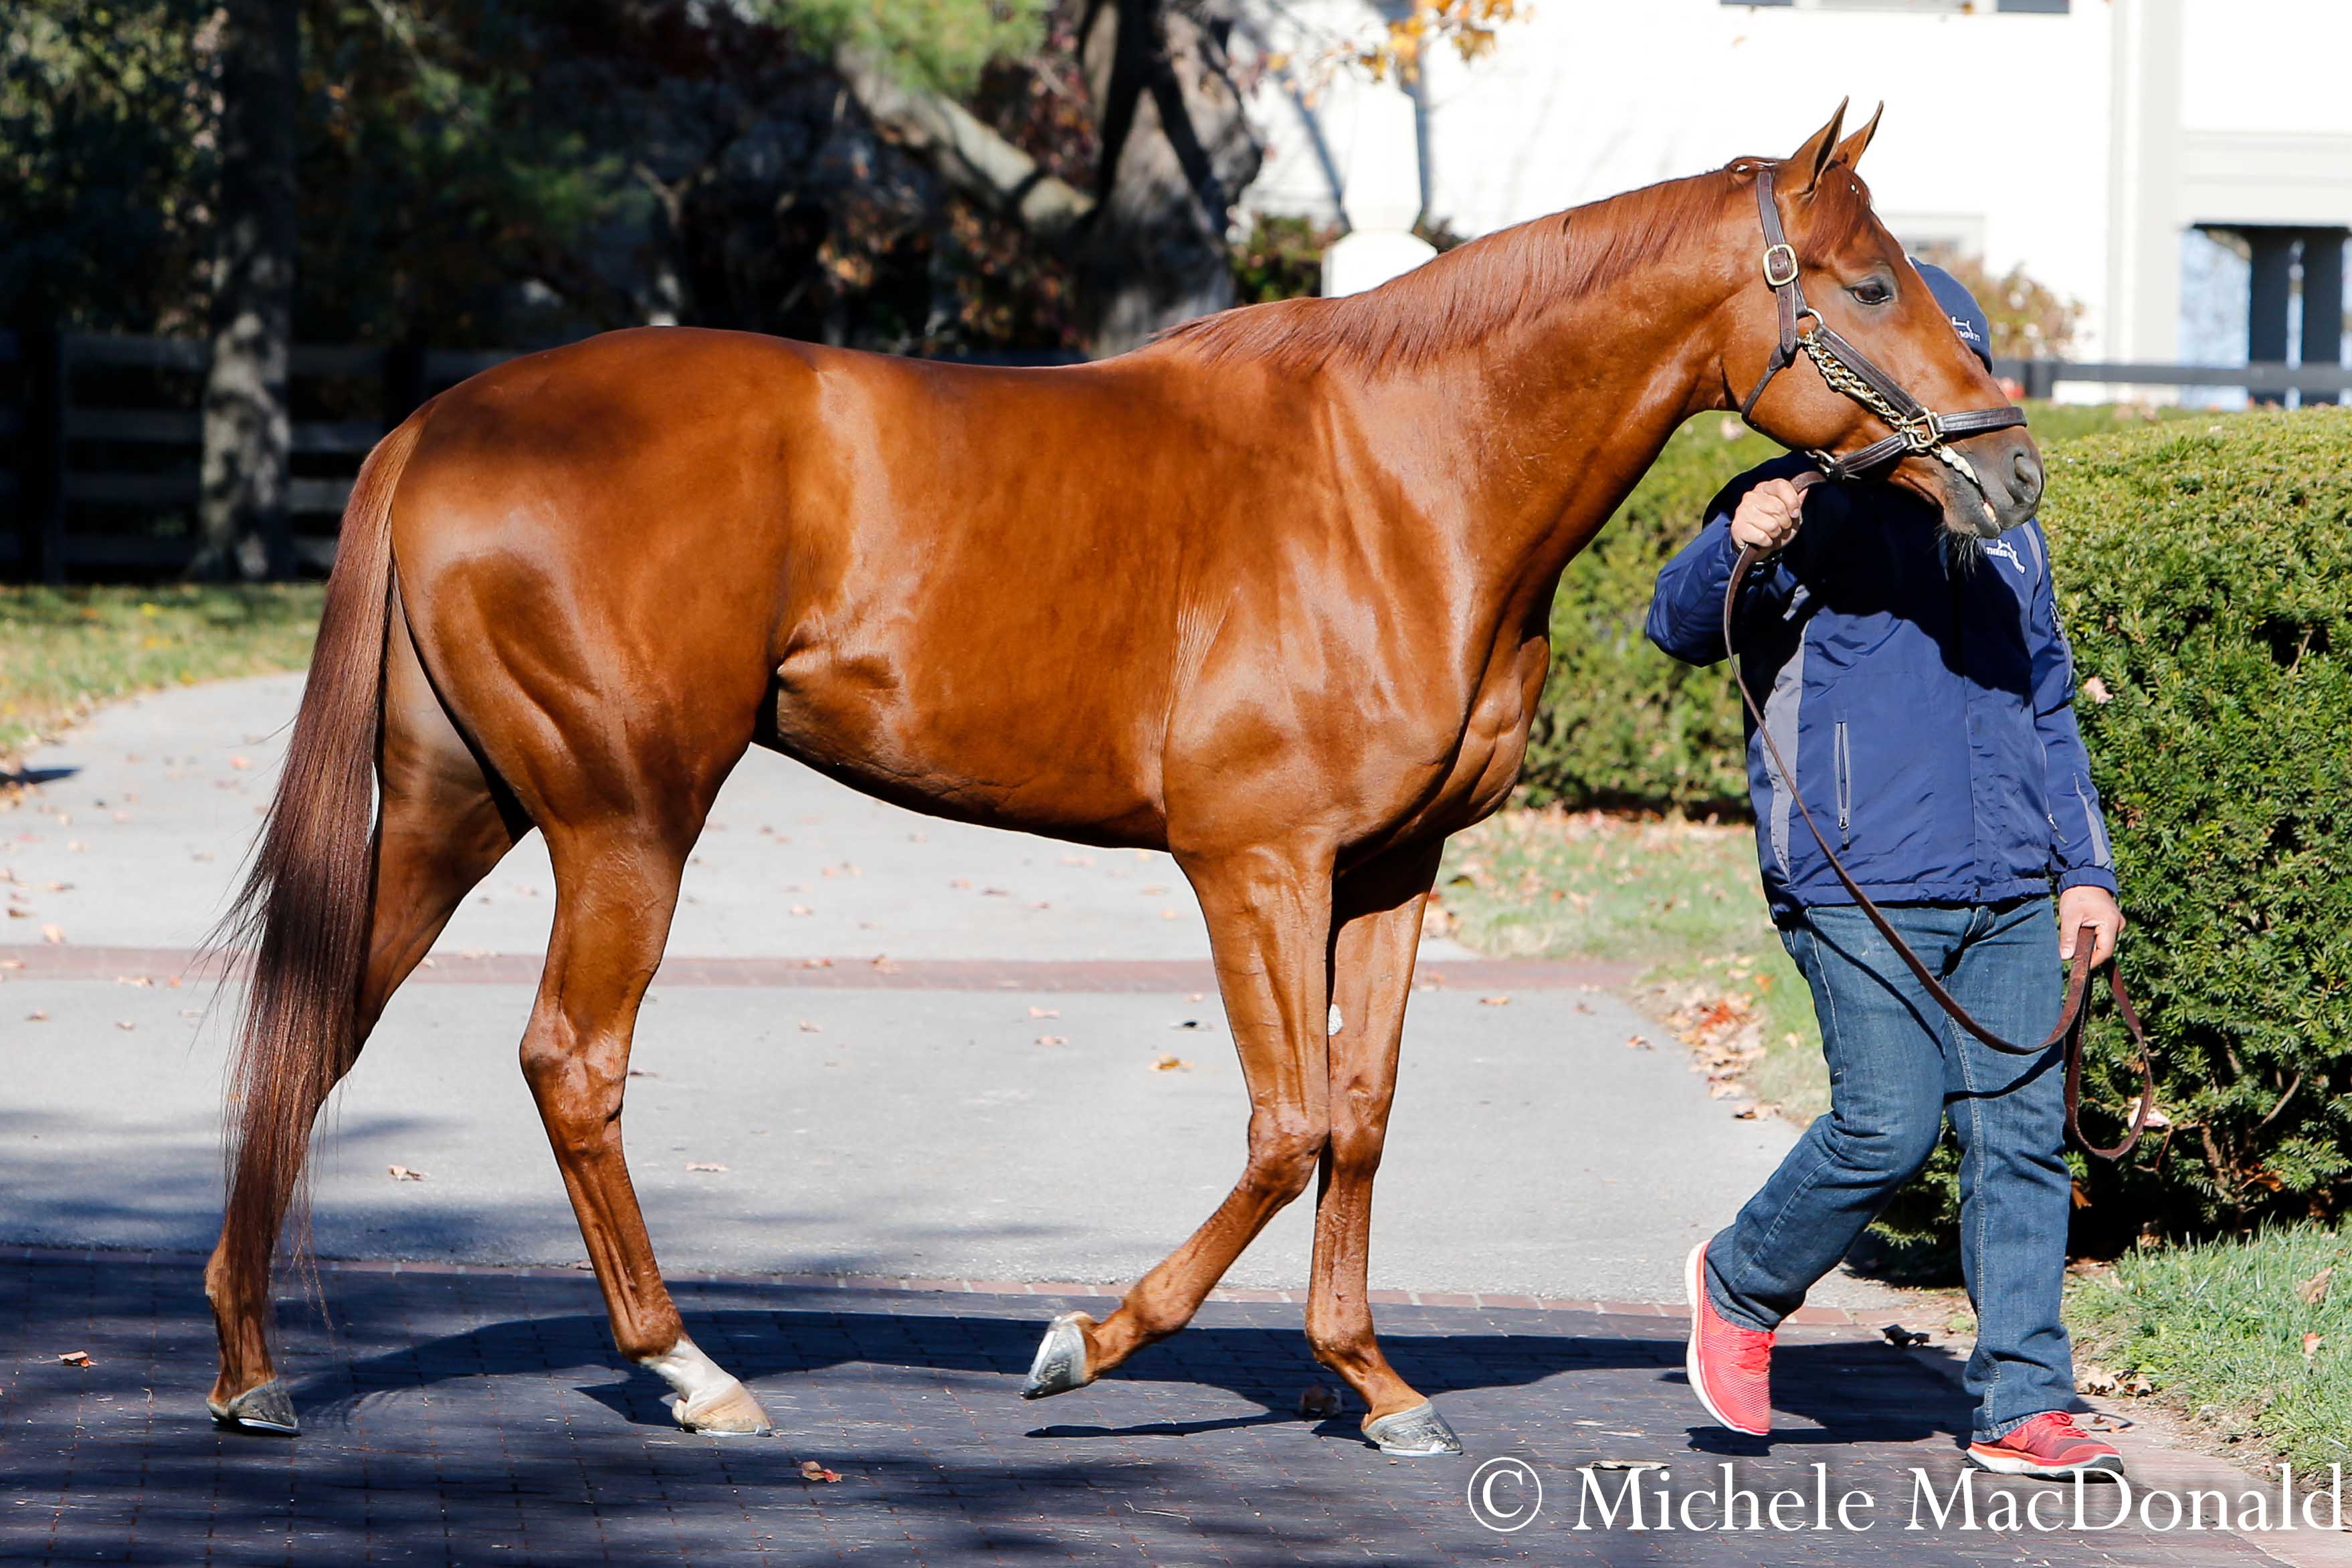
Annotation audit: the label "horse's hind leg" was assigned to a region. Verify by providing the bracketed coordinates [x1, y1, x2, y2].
[1304, 843, 1458, 1454]
[207, 629, 517, 1428]
[520, 819, 770, 1435]
[1022, 844, 1334, 1401]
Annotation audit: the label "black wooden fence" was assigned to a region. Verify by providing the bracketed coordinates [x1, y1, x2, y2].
[3, 331, 2346, 581]
[0, 327, 523, 581]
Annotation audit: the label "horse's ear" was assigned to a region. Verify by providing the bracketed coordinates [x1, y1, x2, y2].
[1786, 99, 1849, 195]
[1832, 102, 1884, 172]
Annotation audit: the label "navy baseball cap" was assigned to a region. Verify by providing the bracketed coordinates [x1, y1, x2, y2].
[1910, 260, 1994, 371]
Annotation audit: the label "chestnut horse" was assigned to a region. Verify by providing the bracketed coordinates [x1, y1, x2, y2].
[205, 105, 2042, 1454]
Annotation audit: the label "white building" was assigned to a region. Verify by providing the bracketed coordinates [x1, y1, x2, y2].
[1240, 0, 2352, 381]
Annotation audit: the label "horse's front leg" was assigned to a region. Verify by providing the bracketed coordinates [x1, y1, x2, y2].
[1021, 842, 1335, 1399]
[1305, 841, 1459, 1454]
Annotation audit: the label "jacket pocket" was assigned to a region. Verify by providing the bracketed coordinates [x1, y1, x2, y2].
[1834, 717, 1852, 849]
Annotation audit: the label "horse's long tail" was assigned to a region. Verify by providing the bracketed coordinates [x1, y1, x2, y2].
[213, 409, 427, 1299]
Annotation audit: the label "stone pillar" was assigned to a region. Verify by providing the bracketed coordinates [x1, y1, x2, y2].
[1322, 77, 1434, 298]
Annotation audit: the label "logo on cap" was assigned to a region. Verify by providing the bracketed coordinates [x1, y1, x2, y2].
[1951, 315, 1983, 342]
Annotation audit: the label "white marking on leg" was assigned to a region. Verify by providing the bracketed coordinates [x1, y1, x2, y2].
[639, 1334, 743, 1417]
[1329, 1003, 1344, 1036]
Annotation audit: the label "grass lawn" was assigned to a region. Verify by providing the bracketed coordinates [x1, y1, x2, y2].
[2068, 1226, 2352, 1475]
[0, 585, 324, 765]
[1434, 809, 1832, 1120]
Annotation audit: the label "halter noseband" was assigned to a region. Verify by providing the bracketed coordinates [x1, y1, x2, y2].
[1737, 164, 2026, 496]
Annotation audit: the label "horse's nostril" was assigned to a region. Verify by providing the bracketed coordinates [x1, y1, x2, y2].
[2012, 448, 2044, 508]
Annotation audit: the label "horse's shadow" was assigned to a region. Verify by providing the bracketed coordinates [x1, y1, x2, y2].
[290, 1302, 1971, 1452]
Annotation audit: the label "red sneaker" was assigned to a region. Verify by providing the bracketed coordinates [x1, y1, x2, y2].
[1967, 1411, 2125, 1480]
[1684, 1242, 1773, 1436]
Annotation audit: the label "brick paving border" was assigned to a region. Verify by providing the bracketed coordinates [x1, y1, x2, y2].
[0, 1244, 1880, 1327]
[0, 945, 1636, 993]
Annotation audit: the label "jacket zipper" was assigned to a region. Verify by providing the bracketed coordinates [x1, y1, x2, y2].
[1835, 718, 1852, 847]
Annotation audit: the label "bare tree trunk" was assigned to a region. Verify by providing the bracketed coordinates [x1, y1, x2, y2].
[196, 0, 299, 581]
[1073, 0, 1261, 355]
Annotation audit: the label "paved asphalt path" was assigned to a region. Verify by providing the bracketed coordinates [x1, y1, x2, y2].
[3, 674, 1896, 1305]
[0, 1252, 2304, 1568]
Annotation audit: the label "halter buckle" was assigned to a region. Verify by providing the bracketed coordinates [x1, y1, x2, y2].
[1898, 408, 1945, 452]
[1761, 244, 1799, 290]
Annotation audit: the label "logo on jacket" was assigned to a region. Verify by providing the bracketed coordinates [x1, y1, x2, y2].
[1982, 538, 2026, 573]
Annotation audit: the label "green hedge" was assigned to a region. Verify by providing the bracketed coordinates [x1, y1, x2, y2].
[1526, 402, 2204, 810]
[2048, 409, 2352, 1230]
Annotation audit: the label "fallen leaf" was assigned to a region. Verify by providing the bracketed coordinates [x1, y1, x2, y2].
[41, 924, 63, 944]
[57, 1351, 91, 1367]
[1151, 1055, 1191, 1072]
[2296, 1266, 2334, 1306]
[2304, 1332, 2325, 1363]
[797, 1019, 823, 1034]
[387, 1165, 426, 1181]
[1028, 1006, 1060, 1019]
[627, 1068, 660, 1079]
[788, 904, 813, 916]
[1478, 995, 1511, 1007]
[114, 1020, 135, 1032]
[686, 1161, 729, 1173]
[229, 755, 252, 769]
[24, 1010, 47, 1023]
[1625, 1034, 1652, 1050]
[1297, 1386, 1341, 1419]
[797, 1459, 842, 1483]
[1159, 909, 1179, 920]
[1880, 1325, 1929, 1349]
[1731, 1106, 1761, 1120]
[1036, 1034, 1067, 1046]
[2082, 676, 2114, 704]
[870, 955, 899, 973]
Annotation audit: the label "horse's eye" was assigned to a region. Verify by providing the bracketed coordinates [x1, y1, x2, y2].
[1853, 280, 1893, 306]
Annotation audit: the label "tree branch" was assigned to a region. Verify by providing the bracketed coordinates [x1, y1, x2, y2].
[834, 49, 1094, 246]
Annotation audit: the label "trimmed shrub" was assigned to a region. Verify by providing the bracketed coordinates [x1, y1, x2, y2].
[2046, 408, 2352, 1230]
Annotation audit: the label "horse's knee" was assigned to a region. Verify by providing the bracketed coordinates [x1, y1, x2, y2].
[1244, 1118, 1329, 1203]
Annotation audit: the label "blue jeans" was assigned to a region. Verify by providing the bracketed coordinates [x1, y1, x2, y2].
[1704, 896, 2075, 1442]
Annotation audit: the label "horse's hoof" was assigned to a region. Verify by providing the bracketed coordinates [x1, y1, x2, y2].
[207, 1379, 299, 1436]
[1021, 1312, 1096, 1400]
[1363, 1401, 1464, 1456]
[670, 1379, 773, 1437]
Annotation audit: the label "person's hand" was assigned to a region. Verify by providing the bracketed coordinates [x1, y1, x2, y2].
[2058, 886, 2125, 969]
[1729, 478, 1809, 556]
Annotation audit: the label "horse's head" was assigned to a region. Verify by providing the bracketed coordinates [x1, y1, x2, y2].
[1725, 103, 2043, 538]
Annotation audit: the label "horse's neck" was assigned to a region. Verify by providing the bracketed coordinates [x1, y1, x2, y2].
[1367, 285, 1730, 626]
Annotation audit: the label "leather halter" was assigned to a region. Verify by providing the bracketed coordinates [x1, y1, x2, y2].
[1737, 165, 2029, 495]
[1720, 477, 2159, 1162]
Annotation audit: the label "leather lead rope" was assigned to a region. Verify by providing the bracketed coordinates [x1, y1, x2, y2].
[1719, 480, 2157, 1161]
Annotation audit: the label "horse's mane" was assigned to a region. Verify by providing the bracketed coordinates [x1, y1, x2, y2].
[1163, 157, 1874, 376]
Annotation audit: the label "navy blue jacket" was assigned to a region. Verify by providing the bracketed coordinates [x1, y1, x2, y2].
[1646, 453, 2119, 918]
